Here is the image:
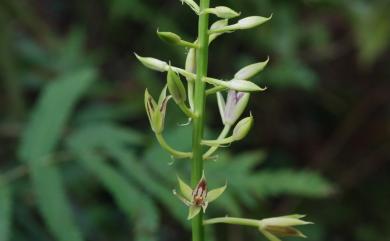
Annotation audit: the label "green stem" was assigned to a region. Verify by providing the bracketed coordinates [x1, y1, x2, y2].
[192, 0, 210, 241]
[205, 85, 226, 96]
[155, 134, 192, 159]
[201, 136, 235, 146]
[179, 40, 200, 49]
[178, 102, 197, 119]
[203, 217, 260, 227]
[203, 125, 231, 159]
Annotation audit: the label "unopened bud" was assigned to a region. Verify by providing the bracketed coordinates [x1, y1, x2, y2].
[209, 19, 228, 43]
[226, 79, 265, 92]
[180, 0, 200, 14]
[203, 77, 266, 92]
[204, 6, 240, 19]
[232, 115, 253, 141]
[234, 57, 269, 80]
[167, 67, 187, 104]
[185, 48, 196, 75]
[209, 15, 272, 34]
[135, 53, 168, 72]
[236, 15, 272, 29]
[157, 30, 182, 45]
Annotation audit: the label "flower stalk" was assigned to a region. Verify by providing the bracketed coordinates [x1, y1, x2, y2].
[191, 0, 210, 240]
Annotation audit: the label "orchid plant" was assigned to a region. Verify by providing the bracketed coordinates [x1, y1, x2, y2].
[135, 1, 312, 241]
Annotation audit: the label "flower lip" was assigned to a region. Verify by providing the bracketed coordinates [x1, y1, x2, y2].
[192, 177, 207, 206]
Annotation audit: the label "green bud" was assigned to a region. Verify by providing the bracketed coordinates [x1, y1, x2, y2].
[209, 19, 228, 43]
[185, 48, 196, 110]
[209, 14, 272, 34]
[167, 67, 187, 104]
[135, 53, 168, 72]
[180, 0, 200, 14]
[157, 30, 182, 45]
[232, 115, 253, 141]
[204, 6, 240, 19]
[203, 77, 266, 92]
[185, 48, 196, 75]
[225, 79, 266, 92]
[234, 57, 269, 80]
[236, 15, 272, 29]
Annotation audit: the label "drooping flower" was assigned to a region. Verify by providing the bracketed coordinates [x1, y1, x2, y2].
[217, 90, 250, 126]
[144, 87, 170, 134]
[258, 214, 313, 241]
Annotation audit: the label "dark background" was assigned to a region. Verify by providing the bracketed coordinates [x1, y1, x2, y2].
[0, 0, 389, 241]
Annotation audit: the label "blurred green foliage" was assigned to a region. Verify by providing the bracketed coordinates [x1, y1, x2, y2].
[0, 0, 389, 241]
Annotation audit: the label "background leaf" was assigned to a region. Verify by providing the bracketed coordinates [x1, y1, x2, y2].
[0, 185, 12, 241]
[17, 68, 96, 241]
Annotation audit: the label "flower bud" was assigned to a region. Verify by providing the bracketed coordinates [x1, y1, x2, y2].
[203, 77, 266, 92]
[234, 57, 269, 80]
[204, 6, 240, 19]
[135, 53, 168, 72]
[167, 67, 187, 104]
[185, 48, 196, 75]
[157, 30, 182, 45]
[209, 19, 228, 43]
[180, 0, 200, 14]
[144, 87, 170, 133]
[185, 48, 196, 110]
[225, 79, 265, 92]
[209, 15, 272, 34]
[232, 115, 253, 141]
[236, 15, 272, 29]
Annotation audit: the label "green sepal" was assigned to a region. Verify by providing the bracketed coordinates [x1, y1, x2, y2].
[177, 176, 193, 201]
[187, 206, 201, 220]
[206, 182, 227, 203]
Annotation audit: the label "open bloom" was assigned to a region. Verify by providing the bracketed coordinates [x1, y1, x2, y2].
[217, 90, 250, 126]
[173, 173, 227, 219]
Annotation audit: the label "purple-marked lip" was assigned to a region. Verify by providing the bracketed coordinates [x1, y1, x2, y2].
[224, 90, 244, 121]
[192, 178, 208, 206]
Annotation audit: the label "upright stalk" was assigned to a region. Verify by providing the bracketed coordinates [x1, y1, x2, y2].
[191, 1, 210, 241]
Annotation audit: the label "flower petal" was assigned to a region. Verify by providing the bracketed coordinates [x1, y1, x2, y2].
[206, 182, 227, 203]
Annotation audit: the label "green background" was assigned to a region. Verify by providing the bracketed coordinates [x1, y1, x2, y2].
[0, 0, 389, 241]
